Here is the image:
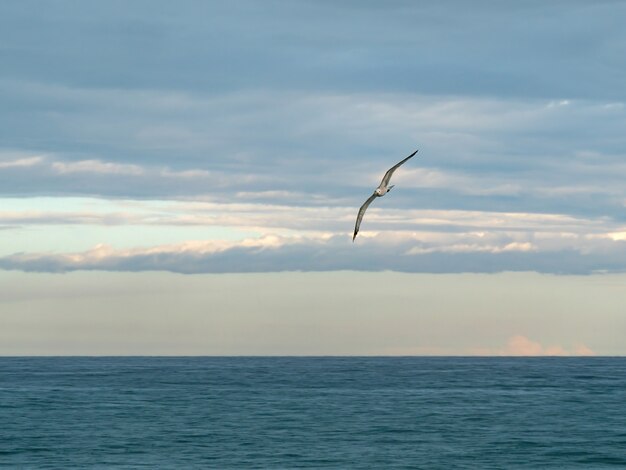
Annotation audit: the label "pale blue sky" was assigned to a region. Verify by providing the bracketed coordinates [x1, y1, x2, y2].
[1, 1, 625, 354]
[2, 271, 625, 356]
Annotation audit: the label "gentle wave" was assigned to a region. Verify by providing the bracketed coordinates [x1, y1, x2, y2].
[1, 357, 625, 468]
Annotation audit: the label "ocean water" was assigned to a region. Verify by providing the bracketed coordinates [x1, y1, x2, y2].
[1, 357, 626, 469]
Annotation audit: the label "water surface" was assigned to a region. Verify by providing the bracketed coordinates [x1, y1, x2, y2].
[2, 357, 625, 468]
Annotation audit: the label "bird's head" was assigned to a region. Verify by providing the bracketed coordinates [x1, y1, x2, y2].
[375, 188, 383, 196]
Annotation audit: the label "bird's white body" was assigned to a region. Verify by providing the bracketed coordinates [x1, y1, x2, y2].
[375, 184, 394, 196]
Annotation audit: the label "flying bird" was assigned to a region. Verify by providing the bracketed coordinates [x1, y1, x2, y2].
[352, 149, 419, 241]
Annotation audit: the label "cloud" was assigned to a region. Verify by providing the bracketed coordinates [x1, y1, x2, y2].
[2, 230, 626, 274]
[502, 335, 595, 356]
[0, 210, 141, 226]
[0, 152, 270, 198]
[2, 2, 626, 275]
[389, 336, 596, 356]
[2, 188, 626, 274]
[574, 344, 595, 356]
[2, 1, 625, 99]
[505, 335, 565, 356]
[1, 87, 625, 222]
[0, 155, 45, 169]
[51, 159, 145, 176]
[471, 335, 595, 356]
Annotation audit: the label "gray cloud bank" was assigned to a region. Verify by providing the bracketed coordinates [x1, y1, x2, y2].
[2, 233, 626, 275]
[2, 1, 626, 275]
[2, 1, 624, 99]
[1, 91, 625, 221]
[1, 0, 625, 220]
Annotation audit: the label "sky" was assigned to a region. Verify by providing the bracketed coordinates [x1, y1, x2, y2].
[1, 0, 625, 355]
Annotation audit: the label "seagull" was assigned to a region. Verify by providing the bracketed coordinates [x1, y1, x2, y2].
[352, 149, 419, 241]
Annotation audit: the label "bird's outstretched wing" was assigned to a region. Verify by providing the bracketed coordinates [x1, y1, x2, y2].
[380, 149, 419, 188]
[353, 192, 377, 241]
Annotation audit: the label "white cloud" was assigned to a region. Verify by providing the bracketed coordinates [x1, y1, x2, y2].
[3, 193, 626, 275]
[159, 168, 212, 179]
[0, 210, 141, 226]
[52, 159, 145, 176]
[406, 240, 536, 255]
[0, 156, 45, 169]
[2, 223, 626, 274]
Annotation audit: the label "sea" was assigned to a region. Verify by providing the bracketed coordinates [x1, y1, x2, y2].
[1, 357, 625, 469]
